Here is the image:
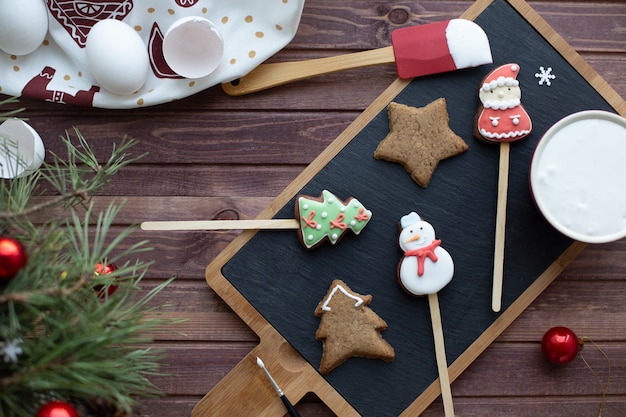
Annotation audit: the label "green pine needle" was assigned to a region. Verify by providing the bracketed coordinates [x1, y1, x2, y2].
[1, 101, 178, 417]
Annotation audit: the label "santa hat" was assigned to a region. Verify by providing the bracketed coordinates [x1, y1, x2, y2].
[482, 63, 520, 92]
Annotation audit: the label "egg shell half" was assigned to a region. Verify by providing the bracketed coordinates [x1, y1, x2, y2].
[0, 119, 45, 179]
[86, 19, 150, 95]
[163, 16, 224, 79]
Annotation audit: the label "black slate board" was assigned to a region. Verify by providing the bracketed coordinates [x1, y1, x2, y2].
[220, 1, 617, 415]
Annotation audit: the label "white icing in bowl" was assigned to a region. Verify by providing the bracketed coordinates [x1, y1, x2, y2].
[530, 110, 626, 243]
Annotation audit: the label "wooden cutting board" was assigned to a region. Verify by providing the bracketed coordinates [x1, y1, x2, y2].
[193, 0, 626, 415]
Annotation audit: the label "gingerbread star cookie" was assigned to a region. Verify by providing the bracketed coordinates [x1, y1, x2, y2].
[374, 98, 468, 188]
[314, 280, 395, 374]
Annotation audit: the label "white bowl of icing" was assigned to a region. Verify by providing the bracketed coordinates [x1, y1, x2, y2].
[530, 110, 626, 243]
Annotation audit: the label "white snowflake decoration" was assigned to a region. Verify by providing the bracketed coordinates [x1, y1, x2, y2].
[535, 66, 556, 86]
[1, 338, 23, 363]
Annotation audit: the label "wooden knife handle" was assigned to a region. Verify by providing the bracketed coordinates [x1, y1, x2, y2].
[222, 46, 395, 96]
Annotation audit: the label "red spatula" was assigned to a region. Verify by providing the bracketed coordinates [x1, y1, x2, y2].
[222, 19, 492, 95]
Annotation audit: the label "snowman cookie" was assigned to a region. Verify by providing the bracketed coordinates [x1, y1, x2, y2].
[397, 212, 454, 296]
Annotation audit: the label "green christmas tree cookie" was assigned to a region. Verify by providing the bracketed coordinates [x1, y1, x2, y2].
[142, 189, 372, 251]
[296, 190, 372, 249]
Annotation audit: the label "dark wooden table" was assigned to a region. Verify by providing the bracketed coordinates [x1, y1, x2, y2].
[4, 1, 625, 416]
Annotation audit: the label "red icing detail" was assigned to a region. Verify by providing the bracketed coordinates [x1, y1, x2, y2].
[330, 214, 347, 230]
[483, 63, 519, 87]
[391, 20, 456, 79]
[476, 106, 532, 142]
[302, 211, 318, 229]
[354, 207, 370, 222]
[403, 239, 441, 276]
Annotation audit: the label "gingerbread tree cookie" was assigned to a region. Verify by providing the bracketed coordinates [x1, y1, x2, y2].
[314, 279, 395, 374]
[296, 190, 372, 249]
[374, 98, 468, 188]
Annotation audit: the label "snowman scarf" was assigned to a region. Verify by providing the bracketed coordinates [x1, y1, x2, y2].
[404, 239, 441, 276]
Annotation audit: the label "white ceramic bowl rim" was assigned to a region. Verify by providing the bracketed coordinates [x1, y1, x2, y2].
[530, 110, 626, 243]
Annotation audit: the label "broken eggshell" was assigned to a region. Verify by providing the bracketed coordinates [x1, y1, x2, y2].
[0, 119, 45, 179]
[86, 19, 150, 95]
[162, 16, 224, 79]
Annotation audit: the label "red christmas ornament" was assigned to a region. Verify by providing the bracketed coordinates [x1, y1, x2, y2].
[35, 401, 79, 417]
[541, 326, 584, 365]
[94, 262, 118, 297]
[0, 236, 28, 282]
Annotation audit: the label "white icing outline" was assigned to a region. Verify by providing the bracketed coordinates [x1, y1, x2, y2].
[321, 283, 364, 311]
[483, 98, 520, 110]
[480, 128, 531, 139]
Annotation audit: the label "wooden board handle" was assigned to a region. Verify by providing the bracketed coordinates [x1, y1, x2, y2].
[192, 348, 296, 417]
[140, 219, 300, 231]
[222, 46, 395, 95]
[192, 327, 360, 417]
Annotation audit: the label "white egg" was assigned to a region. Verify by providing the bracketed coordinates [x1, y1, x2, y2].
[86, 19, 149, 95]
[0, 0, 49, 56]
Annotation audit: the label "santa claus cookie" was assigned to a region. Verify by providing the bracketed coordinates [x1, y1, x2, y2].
[474, 63, 532, 142]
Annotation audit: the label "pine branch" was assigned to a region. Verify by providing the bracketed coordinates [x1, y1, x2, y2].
[1, 101, 177, 417]
[1, 129, 142, 216]
[0, 96, 25, 121]
[0, 188, 89, 220]
[0, 274, 88, 304]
